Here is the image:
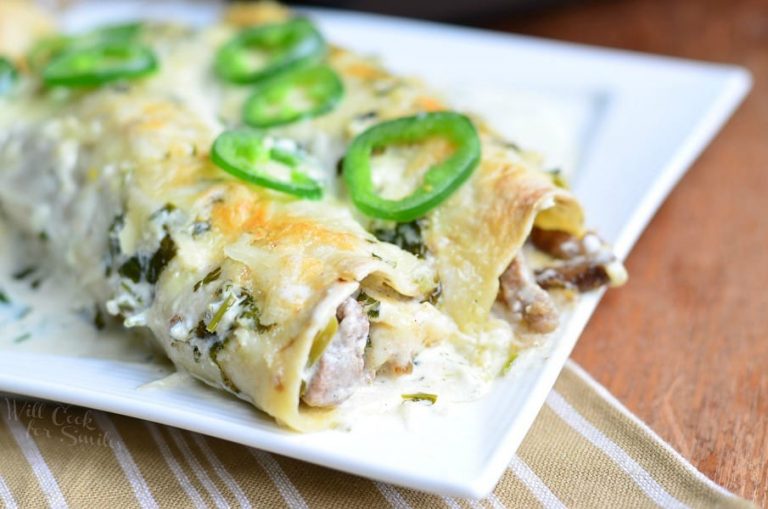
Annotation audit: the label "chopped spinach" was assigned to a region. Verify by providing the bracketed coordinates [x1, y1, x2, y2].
[357, 292, 381, 320]
[118, 256, 143, 283]
[373, 220, 427, 258]
[146, 235, 177, 284]
[193, 320, 216, 339]
[93, 307, 106, 330]
[106, 214, 125, 276]
[209, 336, 240, 393]
[355, 111, 378, 122]
[116, 235, 177, 285]
[235, 293, 271, 333]
[12, 266, 37, 280]
[501, 139, 521, 152]
[336, 156, 344, 176]
[149, 203, 177, 221]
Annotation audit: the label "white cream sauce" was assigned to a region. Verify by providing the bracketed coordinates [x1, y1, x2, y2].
[0, 219, 159, 363]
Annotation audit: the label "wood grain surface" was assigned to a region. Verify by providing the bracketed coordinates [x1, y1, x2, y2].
[485, 0, 768, 505]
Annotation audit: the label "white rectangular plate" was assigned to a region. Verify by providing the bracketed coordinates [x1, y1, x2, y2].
[0, 2, 750, 498]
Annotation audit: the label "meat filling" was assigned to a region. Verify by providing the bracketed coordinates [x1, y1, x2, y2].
[302, 297, 370, 407]
[530, 228, 625, 292]
[499, 253, 560, 334]
[499, 228, 626, 334]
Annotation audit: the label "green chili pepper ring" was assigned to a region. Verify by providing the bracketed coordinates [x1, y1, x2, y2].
[243, 65, 344, 128]
[211, 130, 323, 200]
[42, 42, 158, 87]
[215, 17, 325, 85]
[28, 22, 143, 72]
[343, 112, 481, 222]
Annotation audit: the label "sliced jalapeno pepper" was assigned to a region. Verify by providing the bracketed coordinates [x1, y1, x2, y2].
[343, 112, 481, 222]
[243, 65, 343, 128]
[28, 22, 143, 71]
[0, 57, 18, 95]
[211, 130, 323, 200]
[215, 18, 325, 85]
[42, 42, 158, 87]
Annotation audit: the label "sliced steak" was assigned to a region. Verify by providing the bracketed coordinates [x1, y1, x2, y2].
[302, 297, 370, 407]
[499, 254, 559, 334]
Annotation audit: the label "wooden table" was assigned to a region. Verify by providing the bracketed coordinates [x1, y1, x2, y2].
[486, 0, 768, 504]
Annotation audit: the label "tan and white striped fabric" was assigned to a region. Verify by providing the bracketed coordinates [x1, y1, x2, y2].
[0, 361, 754, 509]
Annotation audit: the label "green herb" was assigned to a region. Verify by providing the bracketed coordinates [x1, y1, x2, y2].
[13, 333, 31, 344]
[118, 256, 143, 283]
[149, 203, 177, 220]
[547, 168, 569, 189]
[93, 307, 106, 330]
[206, 295, 235, 333]
[209, 336, 240, 393]
[235, 293, 271, 333]
[106, 214, 125, 276]
[373, 220, 428, 258]
[357, 292, 381, 320]
[501, 351, 519, 376]
[194, 267, 222, 292]
[401, 392, 437, 404]
[426, 282, 442, 306]
[146, 234, 177, 284]
[502, 140, 521, 152]
[0, 289, 9, 304]
[12, 266, 37, 280]
[194, 320, 215, 339]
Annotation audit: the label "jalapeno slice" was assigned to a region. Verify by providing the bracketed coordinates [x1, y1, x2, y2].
[243, 65, 343, 128]
[215, 18, 325, 85]
[42, 42, 158, 87]
[28, 22, 143, 71]
[211, 130, 323, 200]
[0, 57, 18, 95]
[343, 112, 481, 222]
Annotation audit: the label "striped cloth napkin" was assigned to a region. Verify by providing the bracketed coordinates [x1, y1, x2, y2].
[0, 361, 754, 509]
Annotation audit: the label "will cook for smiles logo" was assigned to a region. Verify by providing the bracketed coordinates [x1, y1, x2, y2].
[3, 398, 112, 448]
